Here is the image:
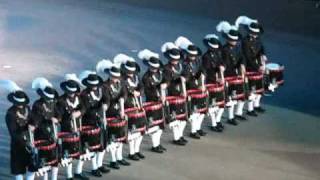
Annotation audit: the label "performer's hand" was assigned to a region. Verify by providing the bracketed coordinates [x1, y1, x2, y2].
[29, 125, 36, 132]
[121, 113, 126, 120]
[259, 66, 265, 73]
[161, 96, 166, 104]
[160, 83, 167, 89]
[219, 66, 225, 72]
[181, 77, 186, 82]
[51, 117, 59, 124]
[261, 55, 268, 62]
[72, 111, 81, 119]
[133, 90, 140, 97]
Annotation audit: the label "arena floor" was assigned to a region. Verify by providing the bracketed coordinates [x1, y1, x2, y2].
[0, 0, 319, 179]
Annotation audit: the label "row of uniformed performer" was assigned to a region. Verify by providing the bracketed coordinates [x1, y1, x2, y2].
[2, 15, 284, 180]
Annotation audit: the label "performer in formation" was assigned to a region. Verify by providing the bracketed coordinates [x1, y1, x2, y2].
[217, 21, 247, 125]
[2, 15, 284, 180]
[175, 36, 207, 139]
[235, 16, 266, 114]
[96, 56, 130, 170]
[2, 80, 36, 180]
[57, 74, 90, 180]
[31, 78, 60, 180]
[162, 42, 189, 146]
[140, 49, 167, 153]
[79, 71, 109, 177]
[202, 34, 225, 132]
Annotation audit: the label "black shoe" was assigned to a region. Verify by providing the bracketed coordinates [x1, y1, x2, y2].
[255, 107, 265, 113]
[247, 110, 258, 117]
[159, 144, 167, 151]
[227, 118, 238, 126]
[173, 140, 185, 146]
[151, 146, 163, 153]
[135, 152, 145, 159]
[67, 178, 74, 180]
[217, 122, 224, 130]
[91, 170, 102, 177]
[211, 126, 222, 132]
[118, 159, 130, 166]
[98, 166, 110, 174]
[180, 137, 188, 143]
[235, 115, 247, 121]
[74, 173, 90, 180]
[190, 132, 201, 139]
[108, 162, 120, 169]
[197, 130, 207, 136]
[128, 154, 140, 161]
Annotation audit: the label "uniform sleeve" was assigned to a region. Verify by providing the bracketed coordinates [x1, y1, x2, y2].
[120, 81, 128, 101]
[56, 98, 66, 121]
[259, 39, 266, 55]
[80, 91, 90, 114]
[31, 102, 43, 128]
[137, 76, 144, 93]
[142, 73, 152, 89]
[6, 109, 27, 146]
[163, 66, 173, 85]
[201, 53, 211, 76]
[221, 47, 228, 66]
[78, 96, 87, 115]
[181, 64, 192, 82]
[242, 40, 249, 58]
[54, 100, 62, 122]
[101, 86, 110, 108]
[238, 43, 246, 67]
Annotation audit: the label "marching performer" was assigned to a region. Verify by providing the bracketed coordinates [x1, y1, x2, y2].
[2, 80, 36, 180]
[115, 54, 146, 161]
[56, 74, 90, 180]
[79, 71, 110, 177]
[96, 57, 130, 170]
[162, 42, 188, 145]
[139, 49, 167, 153]
[216, 21, 247, 125]
[202, 34, 225, 132]
[31, 78, 60, 180]
[175, 36, 207, 139]
[235, 15, 266, 114]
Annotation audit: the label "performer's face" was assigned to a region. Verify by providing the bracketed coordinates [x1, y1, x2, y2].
[68, 93, 75, 98]
[189, 55, 197, 61]
[111, 77, 120, 82]
[91, 86, 98, 91]
[17, 105, 24, 109]
[171, 59, 179, 65]
[150, 68, 158, 73]
[250, 33, 258, 39]
[228, 40, 237, 46]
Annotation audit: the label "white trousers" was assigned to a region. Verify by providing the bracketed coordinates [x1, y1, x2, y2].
[41, 167, 58, 180]
[148, 126, 163, 148]
[169, 120, 186, 141]
[15, 171, 35, 180]
[189, 113, 205, 133]
[128, 132, 143, 155]
[226, 100, 237, 119]
[208, 107, 224, 127]
[107, 142, 123, 162]
[248, 93, 262, 111]
[235, 100, 245, 116]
